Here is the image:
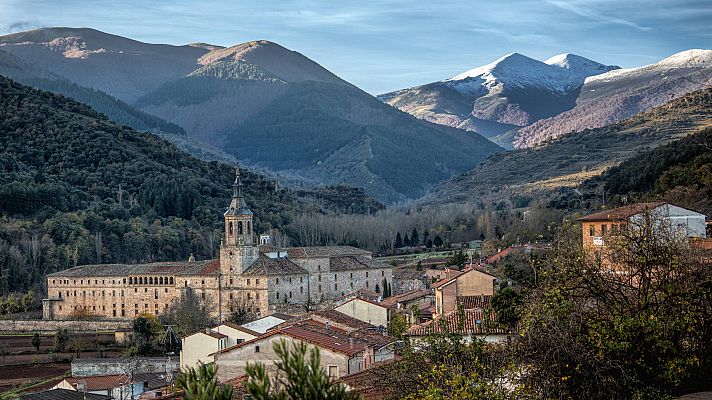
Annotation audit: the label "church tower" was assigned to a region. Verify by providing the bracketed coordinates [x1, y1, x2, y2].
[219, 162, 258, 275]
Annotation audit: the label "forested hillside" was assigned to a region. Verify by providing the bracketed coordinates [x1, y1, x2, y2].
[0, 76, 314, 295]
[591, 126, 712, 215]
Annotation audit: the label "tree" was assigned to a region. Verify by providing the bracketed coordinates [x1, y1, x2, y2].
[514, 216, 712, 399]
[375, 283, 381, 294]
[128, 314, 164, 356]
[490, 287, 521, 330]
[227, 295, 259, 325]
[446, 249, 467, 269]
[403, 233, 411, 247]
[433, 235, 443, 248]
[411, 228, 420, 246]
[387, 313, 408, 339]
[31, 333, 41, 353]
[176, 362, 234, 400]
[394, 232, 403, 249]
[425, 239, 433, 249]
[245, 339, 360, 400]
[53, 328, 70, 352]
[160, 288, 215, 337]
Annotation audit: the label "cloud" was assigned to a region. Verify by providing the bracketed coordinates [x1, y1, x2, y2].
[547, 0, 652, 31]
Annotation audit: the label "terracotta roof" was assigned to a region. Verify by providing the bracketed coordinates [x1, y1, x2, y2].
[329, 256, 390, 271]
[242, 255, 307, 276]
[46, 259, 219, 278]
[312, 310, 375, 331]
[21, 389, 112, 400]
[485, 247, 516, 264]
[204, 331, 228, 339]
[407, 308, 506, 336]
[284, 246, 371, 258]
[63, 374, 130, 391]
[577, 202, 667, 222]
[380, 289, 431, 309]
[431, 268, 496, 289]
[340, 362, 395, 400]
[215, 321, 391, 357]
[457, 295, 492, 310]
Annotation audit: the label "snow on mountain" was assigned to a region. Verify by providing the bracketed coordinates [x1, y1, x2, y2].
[585, 49, 712, 84]
[444, 52, 617, 96]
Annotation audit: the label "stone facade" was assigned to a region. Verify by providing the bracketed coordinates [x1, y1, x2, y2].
[43, 165, 393, 321]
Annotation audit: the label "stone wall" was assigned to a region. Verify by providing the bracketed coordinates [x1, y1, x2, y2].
[72, 356, 179, 377]
[0, 319, 131, 333]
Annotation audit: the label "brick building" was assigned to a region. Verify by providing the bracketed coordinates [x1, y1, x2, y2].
[43, 164, 393, 321]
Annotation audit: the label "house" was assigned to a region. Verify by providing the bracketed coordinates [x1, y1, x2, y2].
[213, 321, 394, 382]
[578, 202, 708, 264]
[53, 373, 168, 400]
[380, 289, 434, 324]
[271, 309, 378, 333]
[432, 268, 496, 316]
[392, 269, 426, 294]
[407, 308, 508, 343]
[21, 389, 112, 400]
[211, 322, 260, 346]
[240, 313, 293, 334]
[180, 329, 229, 370]
[335, 297, 389, 327]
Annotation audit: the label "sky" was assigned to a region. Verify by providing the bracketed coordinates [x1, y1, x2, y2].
[0, 0, 710, 94]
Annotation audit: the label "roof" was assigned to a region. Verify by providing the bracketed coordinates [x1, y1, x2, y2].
[408, 308, 506, 336]
[242, 255, 308, 276]
[215, 323, 376, 357]
[284, 246, 371, 258]
[312, 310, 376, 331]
[340, 362, 395, 400]
[380, 289, 431, 309]
[329, 256, 390, 271]
[457, 295, 493, 310]
[214, 322, 260, 337]
[21, 389, 112, 400]
[46, 259, 219, 278]
[338, 296, 389, 309]
[63, 374, 130, 391]
[577, 202, 667, 222]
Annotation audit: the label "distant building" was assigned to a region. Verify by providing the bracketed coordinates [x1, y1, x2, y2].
[578, 202, 707, 263]
[43, 163, 393, 321]
[432, 268, 496, 317]
[335, 297, 389, 328]
[180, 323, 260, 370]
[71, 357, 179, 378]
[407, 308, 508, 343]
[53, 373, 168, 400]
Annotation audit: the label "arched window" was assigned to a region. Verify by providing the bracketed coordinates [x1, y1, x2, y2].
[139, 277, 144, 285]
[159, 277, 163, 285]
[238, 221, 243, 235]
[149, 277, 154, 285]
[170, 277, 174, 284]
[247, 221, 251, 234]
[228, 222, 233, 236]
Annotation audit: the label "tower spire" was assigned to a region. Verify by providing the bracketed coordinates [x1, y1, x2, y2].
[227, 160, 249, 213]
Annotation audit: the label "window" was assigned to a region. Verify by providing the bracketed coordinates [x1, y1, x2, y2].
[201, 292, 206, 300]
[300, 277, 303, 284]
[334, 283, 338, 290]
[334, 274, 337, 280]
[228, 221, 233, 236]
[277, 292, 280, 299]
[602, 224, 608, 235]
[350, 273, 353, 279]
[366, 281, 369, 288]
[289, 291, 292, 298]
[247, 279, 251, 285]
[319, 285, 322, 293]
[350, 282, 354, 289]
[256, 279, 260, 285]
[229, 278, 233, 285]
[154, 290, 158, 300]
[275, 278, 279, 284]
[381, 271, 385, 277]
[170, 277, 174, 284]
[318, 275, 321, 282]
[289, 277, 292, 284]
[328, 366, 338, 378]
[300, 287, 303, 294]
[589, 225, 595, 236]
[255, 346, 260, 353]
[247, 221, 251, 234]
[256, 293, 260, 300]
[238, 221, 243, 235]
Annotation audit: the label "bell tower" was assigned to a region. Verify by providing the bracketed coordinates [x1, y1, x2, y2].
[219, 162, 258, 275]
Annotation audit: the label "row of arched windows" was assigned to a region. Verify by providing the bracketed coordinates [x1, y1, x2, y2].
[227, 220, 252, 236]
[128, 276, 174, 285]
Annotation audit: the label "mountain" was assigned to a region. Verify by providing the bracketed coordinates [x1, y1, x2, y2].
[0, 28, 502, 203]
[513, 49, 712, 148]
[421, 88, 712, 207]
[378, 53, 619, 141]
[0, 75, 323, 293]
[0, 48, 185, 134]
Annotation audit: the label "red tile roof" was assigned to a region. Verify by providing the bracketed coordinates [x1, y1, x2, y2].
[457, 295, 493, 310]
[577, 202, 667, 222]
[380, 289, 431, 308]
[64, 374, 130, 391]
[407, 308, 506, 336]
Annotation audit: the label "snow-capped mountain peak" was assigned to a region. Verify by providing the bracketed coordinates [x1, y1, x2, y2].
[444, 52, 615, 95]
[585, 49, 712, 84]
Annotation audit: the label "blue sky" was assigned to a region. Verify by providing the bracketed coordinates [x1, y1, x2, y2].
[1, 0, 710, 94]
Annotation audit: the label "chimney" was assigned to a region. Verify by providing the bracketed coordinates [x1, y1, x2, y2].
[205, 327, 211, 334]
[325, 321, 331, 331]
[188, 253, 195, 263]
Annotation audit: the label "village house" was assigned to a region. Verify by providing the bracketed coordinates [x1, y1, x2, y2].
[212, 321, 395, 382]
[578, 202, 708, 264]
[407, 308, 508, 344]
[380, 289, 434, 324]
[334, 297, 389, 328]
[432, 268, 496, 317]
[240, 313, 294, 334]
[43, 164, 393, 322]
[180, 322, 260, 370]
